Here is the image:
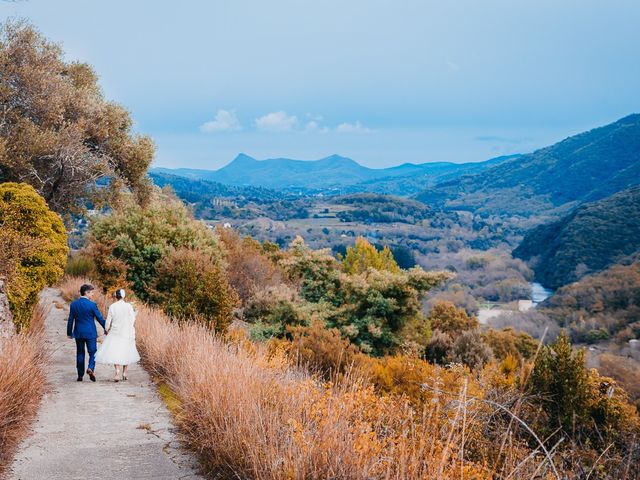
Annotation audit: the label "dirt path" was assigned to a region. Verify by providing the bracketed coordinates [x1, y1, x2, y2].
[8, 288, 204, 480]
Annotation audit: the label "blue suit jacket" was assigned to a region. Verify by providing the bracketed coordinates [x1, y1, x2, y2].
[67, 297, 106, 339]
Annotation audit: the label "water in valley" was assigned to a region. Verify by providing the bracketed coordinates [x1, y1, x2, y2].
[478, 282, 553, 325]
[531, 282, 553, 304]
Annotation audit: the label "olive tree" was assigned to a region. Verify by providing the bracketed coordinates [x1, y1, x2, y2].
[0, 21, 154, 213]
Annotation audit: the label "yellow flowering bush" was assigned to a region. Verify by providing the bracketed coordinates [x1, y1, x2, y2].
[0, 183, 67, 328]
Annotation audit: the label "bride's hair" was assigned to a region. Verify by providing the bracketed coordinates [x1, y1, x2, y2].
[115, 288, 126, 300]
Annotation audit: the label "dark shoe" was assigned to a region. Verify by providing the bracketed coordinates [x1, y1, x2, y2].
[77, 377, 83, 382]
[87, 368, 96, 382]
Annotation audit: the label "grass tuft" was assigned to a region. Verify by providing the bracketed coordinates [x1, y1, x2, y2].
[0, 300, 48, 475]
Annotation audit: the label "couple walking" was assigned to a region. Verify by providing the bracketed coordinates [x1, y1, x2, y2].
[67, 284, 140, 382]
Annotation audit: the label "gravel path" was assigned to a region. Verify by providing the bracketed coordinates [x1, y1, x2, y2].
[8, 288, 204, 480]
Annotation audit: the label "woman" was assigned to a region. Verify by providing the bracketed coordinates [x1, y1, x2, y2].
[95, 288, 141, 382]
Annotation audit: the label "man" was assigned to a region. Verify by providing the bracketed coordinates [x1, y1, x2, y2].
[67, 284, 107, 382]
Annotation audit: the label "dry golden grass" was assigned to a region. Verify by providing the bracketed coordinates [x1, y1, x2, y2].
[59, 276, 111, 314]
[132, 301, 561, 479]
[58, 275, 89, 303]
[0, 301, 48, 475]
[59, 276, 618, 479]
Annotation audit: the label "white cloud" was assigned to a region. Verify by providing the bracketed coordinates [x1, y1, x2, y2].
[200, 109, 242, 133]
[336, 121, 371, 134]
[304, 120, 329, 133]
[255, 111, 298, 132]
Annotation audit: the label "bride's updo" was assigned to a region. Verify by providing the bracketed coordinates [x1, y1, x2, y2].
[115, 288, 126, 300]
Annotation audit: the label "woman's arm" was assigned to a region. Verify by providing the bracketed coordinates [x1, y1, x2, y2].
[105, 305, 113, 332]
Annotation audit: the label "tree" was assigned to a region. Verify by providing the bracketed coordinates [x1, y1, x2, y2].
[530, 333, 590, 436]
[0, 182, 68, 328]
[217, 227, 282, 306]
[152, 247, 239, 333]
[482, 328, 538, 361]
[280, 236, 342, 304]
[89, 192, 222, 300]
[427, 301, 478, 334]
[341, 237, 400, 275]
[527, 332, 637, 445]
[278, 237, 450, 356]
[327, 267, 449, 356]
[449, 330, 493, 370]
[243, 284, 309, 339]
[0, 21, 154, 213]
[424, 330, 454, 365]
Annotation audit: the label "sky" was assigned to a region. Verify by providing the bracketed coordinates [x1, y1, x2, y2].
[1, 0, 639, 169]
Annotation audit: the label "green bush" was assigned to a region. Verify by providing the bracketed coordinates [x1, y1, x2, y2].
[244, 285, 309, 339]
[0, 183, 68, 328]
[482, 328, 538, 361]
[278, 237, 450, 356]
[529, 333, 639, 447]
[151, 247, 238, 333]
[326, 267, 448, 356]
[89, 192, 223, 299]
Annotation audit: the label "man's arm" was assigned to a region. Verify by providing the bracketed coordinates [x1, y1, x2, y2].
[93, 303, 107, 331]
[67, 304, 75, 338]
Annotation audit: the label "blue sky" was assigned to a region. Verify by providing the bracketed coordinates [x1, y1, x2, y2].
[2, 0, 639, 169]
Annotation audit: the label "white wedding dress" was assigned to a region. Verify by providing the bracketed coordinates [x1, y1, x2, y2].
[95, 300, 141, 365]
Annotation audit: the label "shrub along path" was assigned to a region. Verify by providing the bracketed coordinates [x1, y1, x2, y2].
[8, 288, 203, 480]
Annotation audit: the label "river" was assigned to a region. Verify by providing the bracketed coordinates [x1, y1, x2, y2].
[531, 282, 553, 304]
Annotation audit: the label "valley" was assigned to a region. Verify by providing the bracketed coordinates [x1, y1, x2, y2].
[152, 114, 640, 409]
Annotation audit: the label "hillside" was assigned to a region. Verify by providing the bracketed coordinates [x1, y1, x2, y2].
[353, 155, 517, 196]
[332, 193, 432, 223]
[513, 186, 640, 288]
[539, 261, 640, 343]
[415, 114, 640, 214]
[149, 172, 283, 202]
[151, 153, 511, 193]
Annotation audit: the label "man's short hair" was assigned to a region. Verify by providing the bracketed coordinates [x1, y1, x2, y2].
[80, 284, 95, 296]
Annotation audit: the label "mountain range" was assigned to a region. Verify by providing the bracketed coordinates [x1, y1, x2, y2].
[415, 114, 640, 215]
[151, 153, 512, 192]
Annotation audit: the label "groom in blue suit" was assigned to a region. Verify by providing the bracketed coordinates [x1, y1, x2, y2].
[67, 284, 107, 382]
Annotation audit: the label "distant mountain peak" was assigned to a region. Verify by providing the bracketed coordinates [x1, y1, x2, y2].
[230, 153, 257, 164]
[151, 153, 515, 192]
[323, 153, 351, 160]
[318, 154, 359, 166]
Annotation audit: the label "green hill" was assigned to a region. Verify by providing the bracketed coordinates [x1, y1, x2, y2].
[513, 186, 640, 288]
[149, 172, 283, 202]
[415, 114, 640, 215]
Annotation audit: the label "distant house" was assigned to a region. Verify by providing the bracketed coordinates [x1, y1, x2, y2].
[223, 222, 232, 229]
[517, 300, 533, 312]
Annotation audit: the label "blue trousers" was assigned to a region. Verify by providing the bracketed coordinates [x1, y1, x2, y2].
[75, 338, 97, 378]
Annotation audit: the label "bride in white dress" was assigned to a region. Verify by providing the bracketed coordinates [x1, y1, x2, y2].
[95, 288, 141, 382]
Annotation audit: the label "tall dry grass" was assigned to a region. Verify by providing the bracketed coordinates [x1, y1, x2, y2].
[133, 302, 563, 479]
[59, 277, 613, 479]
[0, 301, 48, 475]
[59, 276, 111, 314]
